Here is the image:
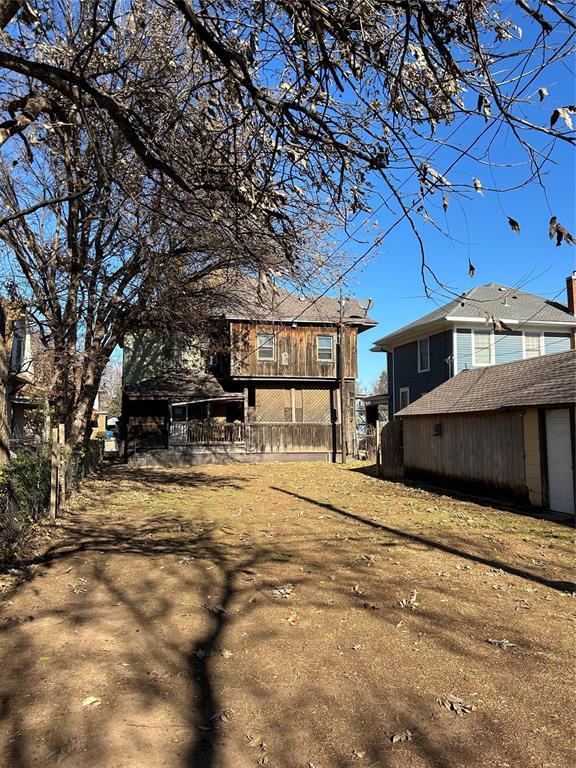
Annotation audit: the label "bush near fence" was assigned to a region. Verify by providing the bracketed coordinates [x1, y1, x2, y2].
[1, 438, 103, 567]
[0, 450, 51, 566]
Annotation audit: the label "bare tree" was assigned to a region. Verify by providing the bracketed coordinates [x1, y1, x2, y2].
[0, 1, 574, 447]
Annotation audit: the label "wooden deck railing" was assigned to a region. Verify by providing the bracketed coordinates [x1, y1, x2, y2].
[169, 421, 246, 444]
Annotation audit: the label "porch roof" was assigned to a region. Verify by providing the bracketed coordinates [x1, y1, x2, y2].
[124, 369, 243, 403]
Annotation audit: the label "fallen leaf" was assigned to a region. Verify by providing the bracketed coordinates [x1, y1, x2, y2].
[436, 694, 475, 716]
[272, 584, 294, 599]
[353, 749, 366, 758]
[220, 649, 233, 658]
[488, 638, 517, 650]
[81, 696, 101, 708]
[390, 730, 413, 744]
[204, 604, 226, 615]
[397, 591, 420, 610]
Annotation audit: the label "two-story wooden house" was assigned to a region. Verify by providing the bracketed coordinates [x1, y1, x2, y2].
[121, 285, 376, 465]
[371, 276, 576, 418]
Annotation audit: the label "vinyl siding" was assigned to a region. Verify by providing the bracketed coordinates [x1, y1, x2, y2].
[455, 327, 572, 373]
[544, 332, 571, 355]
[392, 331, 452, 414]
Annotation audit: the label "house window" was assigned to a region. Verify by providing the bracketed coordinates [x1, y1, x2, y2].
[172, 405, 187, 422]
[418, 337, 430, 372]
[398, 387, 410, 411]
[524, 331, 543, 359]
[317, 335, 334, 362]
[472, 330, 493, 365]
[256, 333, 275, 360]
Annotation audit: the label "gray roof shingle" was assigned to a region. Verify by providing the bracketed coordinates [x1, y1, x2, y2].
[224, 279, 376, 328]
[372, 283, 575, 349]
[398, 350, 576, 416]
[125, 369, 243, 402]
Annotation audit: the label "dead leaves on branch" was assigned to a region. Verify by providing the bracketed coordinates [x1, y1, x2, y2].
[550, 106, 576, 130]
[549, 216, 576, 247]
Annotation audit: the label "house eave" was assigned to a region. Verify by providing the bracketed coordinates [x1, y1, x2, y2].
[370, 318, 450, 352]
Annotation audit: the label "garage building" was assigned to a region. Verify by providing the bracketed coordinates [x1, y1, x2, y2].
[397, 350, 575, 515]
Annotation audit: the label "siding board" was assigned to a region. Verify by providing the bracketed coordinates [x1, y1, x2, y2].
[403, 411, 526, 497]
[230, 322, 357, 378]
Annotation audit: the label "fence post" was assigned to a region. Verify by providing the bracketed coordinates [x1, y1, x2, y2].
[49, 426, 59, 520]
[58, 423, 66, 505]
[376, 419, 381, 475]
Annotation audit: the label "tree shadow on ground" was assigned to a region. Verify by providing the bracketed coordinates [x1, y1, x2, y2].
[0, 466, 573, 768]
[272, 487, 576, 593]
[351, 463, 575, 527]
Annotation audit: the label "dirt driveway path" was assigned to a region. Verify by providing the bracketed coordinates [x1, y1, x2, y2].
[0, 462, 574, 768]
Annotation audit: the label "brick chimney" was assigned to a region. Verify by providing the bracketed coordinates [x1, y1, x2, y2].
[567, 271, 576, 316]
[567, 271, 576, 349]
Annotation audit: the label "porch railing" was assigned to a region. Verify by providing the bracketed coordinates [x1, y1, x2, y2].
[169, 421, 246, 445]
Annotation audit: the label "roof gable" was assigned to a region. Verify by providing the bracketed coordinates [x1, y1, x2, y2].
[372, 283, 576, 350]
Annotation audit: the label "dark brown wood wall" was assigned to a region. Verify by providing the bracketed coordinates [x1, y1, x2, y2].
[230, 322, 357, 378]
[403, 412, 526, 495]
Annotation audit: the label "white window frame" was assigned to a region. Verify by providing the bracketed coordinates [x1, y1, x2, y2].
[522, 330, 544, 359]
[471, 329, 494, 366]
[417, 336, 430, 373]
[316, 334, 335, 362]
[398, 387, 410, 412]
[256, 332, 275, 361]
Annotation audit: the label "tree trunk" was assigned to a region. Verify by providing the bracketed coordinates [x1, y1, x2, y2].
[0, 301, 12, 465]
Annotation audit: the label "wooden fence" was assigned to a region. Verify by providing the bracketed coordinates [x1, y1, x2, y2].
[246, 423, 338, 454]
[50, 425, 104, 520]
[377, 419, 404, 479]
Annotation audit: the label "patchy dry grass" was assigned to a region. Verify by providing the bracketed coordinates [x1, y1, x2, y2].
[0, 461, 574, 768]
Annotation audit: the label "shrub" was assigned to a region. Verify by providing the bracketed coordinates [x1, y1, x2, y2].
[0, 451, 51, 567]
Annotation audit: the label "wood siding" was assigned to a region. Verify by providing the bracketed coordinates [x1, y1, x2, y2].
[246, 423, 339, 453]
[230, 322, 357, 379]
[403, 411, 526, 497]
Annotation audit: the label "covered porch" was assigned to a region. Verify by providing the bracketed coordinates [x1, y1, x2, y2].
[122, 370, 342, 465]
[123, 369, 245, 457]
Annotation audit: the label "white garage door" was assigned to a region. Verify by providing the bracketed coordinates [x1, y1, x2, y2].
[545, 409, 575, 515]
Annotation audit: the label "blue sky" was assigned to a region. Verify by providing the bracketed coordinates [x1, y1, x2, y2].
[346, 91, 576, 387]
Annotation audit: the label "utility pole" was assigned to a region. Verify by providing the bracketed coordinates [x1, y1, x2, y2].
[338, 287, 347, 464]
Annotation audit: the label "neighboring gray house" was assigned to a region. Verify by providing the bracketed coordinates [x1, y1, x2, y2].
[372, 275, 576, 418]
[396, 350, 576, 516]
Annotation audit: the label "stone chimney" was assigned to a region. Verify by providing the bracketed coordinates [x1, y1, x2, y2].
[567, 271, 576, 316]
[567, 271, 576, 349]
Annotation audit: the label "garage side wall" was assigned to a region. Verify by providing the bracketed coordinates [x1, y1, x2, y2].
[403, 411, 527, 500]
[523, 408, 542, 506]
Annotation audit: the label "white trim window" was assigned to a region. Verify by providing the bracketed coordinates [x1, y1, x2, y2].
[256, 332, 275, 360]
[472, 329, 493, 366]
[398, 387, 410, 411]
[418, 336, 430, 373]
[523, 331, 543, 359]
[316, 334, 334, 362]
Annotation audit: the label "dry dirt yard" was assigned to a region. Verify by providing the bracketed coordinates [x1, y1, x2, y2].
[0, 461, 574, 768]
